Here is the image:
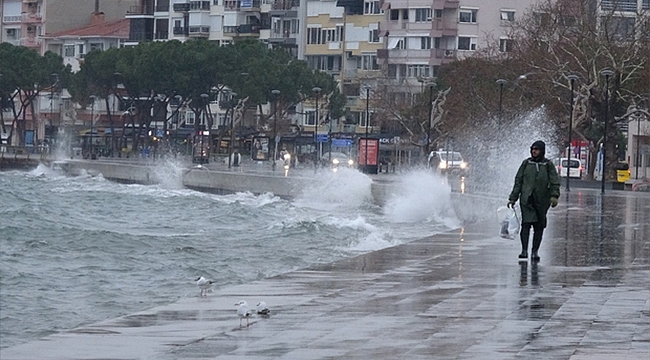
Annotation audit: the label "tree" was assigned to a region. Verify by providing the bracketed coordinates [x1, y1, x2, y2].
[0, 43, 67, 146]
[506, 0, 650, 180]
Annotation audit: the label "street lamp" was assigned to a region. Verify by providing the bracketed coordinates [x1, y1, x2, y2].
[600, 68, 614, 194]
[364, 85, 371, 173]
[566, 74, 579, 192]
[227, 91, 237, 169]
[271, 89, 281, 171]
[200, 93, 210, 165]
[496, 79, 507, 130]
[312, 86, 321, 169]
[426, 82, 434, 159]
[49, 73, 58, 145]
[89, 95, 96, 159]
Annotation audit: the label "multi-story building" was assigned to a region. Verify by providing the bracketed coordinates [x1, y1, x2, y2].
[1, 0, 137, 54]
[377, 0, 535, 91]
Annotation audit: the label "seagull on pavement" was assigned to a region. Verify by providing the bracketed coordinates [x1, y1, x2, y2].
[195, 276, 213, 297]
[236, 300, 253, 327]
[256, 301, 270, 315]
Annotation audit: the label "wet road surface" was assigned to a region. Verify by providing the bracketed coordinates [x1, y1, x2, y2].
[2, 189, 649, 359]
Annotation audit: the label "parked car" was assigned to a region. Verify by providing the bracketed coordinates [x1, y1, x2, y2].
[556, 158, 583, 178]
[428, 150, 469, 176]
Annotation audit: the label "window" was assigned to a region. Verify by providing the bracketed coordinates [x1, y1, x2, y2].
[77, 44, 85, 57]
[64, 45, 75, 57]
[90, 43, 103, 51]
[415, 8, 432, 22]
[364, 0, 382, 15]
[420, 37, 432, 49]
[390, 9, 399, 21]
[434, 9, 442, 18]
[500, 10, 515, 21]
[185, 111, 195, 126]
[499, 38, 512, 52]
[407, 65, 432, 78]
[402, 9, 408, 20]
[305, 110, 316, 126]
[458, 36, 477, 50]
[360, 111, 372, 127]
[459, 9, 478, 23]
[361, 54, 378, 70]
[307, 27, 321, 44]
[369, 29, 380, 43]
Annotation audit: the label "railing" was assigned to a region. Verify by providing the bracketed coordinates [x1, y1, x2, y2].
[0, 145, 51, 160]
[189, 0, 211, 10]
[601, 0, 638, 12]
[128, 5, 155, 15]
[173, 26, 188, 35]
[188, 26, 210, 35]
[156, 4, 170, 11]
[21, 13, 43, 22]
[3, 15, 22, 22]
[155, 31, 169, 39]
[173, 3, 191, 12]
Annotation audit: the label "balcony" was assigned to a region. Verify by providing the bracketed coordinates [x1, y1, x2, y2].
[272, 0, 299, 10]
[189, 0, 210, 11]
[173, 26, 188, 36]
[188, 26, 210, 37]
[224, 24, 260, 36]
[155, 4, 170, 12]
[173, 3, 190, 12]
[3, 15, 22, 22]
[20, 37, 41, 48]
[155, 31, 169, 39]
[21, 12, 43, 23]
[127, 5, 154, 16]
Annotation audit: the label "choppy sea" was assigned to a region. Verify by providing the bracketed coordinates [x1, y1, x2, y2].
[0, 164, 459, 349]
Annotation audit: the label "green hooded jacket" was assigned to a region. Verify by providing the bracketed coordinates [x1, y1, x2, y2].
[508, 157, 560, 227]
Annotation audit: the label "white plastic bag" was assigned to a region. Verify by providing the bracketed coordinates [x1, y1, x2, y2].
[496, 206, 520, 239]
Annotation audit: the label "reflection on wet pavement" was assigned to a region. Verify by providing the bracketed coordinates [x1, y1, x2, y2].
[2, 189, 649, 359]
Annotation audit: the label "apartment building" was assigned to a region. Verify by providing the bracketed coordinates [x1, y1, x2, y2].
[124, 0, 303, 56]
[377, 0, 535, 92]
[1, 0, 137, 54]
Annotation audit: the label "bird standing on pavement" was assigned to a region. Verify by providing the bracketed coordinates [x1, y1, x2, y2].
[195, 276, 213, 297]
[236, 300, 253, 327]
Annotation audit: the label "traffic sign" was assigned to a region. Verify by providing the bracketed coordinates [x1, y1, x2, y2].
[316, 134, 329, 142]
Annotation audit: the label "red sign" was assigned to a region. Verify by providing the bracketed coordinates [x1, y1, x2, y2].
[359, 139, 378, 165]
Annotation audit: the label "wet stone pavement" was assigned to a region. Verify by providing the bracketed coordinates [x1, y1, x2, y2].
[2, 189, 649, 360]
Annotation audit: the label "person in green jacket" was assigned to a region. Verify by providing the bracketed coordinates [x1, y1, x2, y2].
[508, 140, 560, 261]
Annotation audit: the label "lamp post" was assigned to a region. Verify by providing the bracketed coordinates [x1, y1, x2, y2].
[49, 73, 58, 141]
[271, 89, 281, 171]
[600, 68, 614, 194]
[200, 93, 210, 164]
[228, 91, 237, 169]
[496, 79, 507, 131]
[426, 83, 434, 159]
[566, 74, 579, 192]
[89, 95, 96, 159]
[312, 87, 321, 169]
[362, 86, 371, 172]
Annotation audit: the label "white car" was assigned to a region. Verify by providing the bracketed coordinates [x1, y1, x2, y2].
[556, 158, 583, 178]
[428, 150, 469, 176]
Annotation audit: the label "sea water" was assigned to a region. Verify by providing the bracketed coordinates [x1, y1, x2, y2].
[0, 165, 459, 349]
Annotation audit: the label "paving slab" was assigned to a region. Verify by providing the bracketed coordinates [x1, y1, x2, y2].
[2, 189, 649, 359]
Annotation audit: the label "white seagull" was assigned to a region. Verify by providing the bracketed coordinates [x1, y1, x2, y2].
[256, 301, 270, 315]
[235, 300, 253, 327]
[195, 276, 213, 297]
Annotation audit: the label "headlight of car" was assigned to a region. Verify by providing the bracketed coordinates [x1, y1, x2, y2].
[460, 162, 467, 169]
[332, 158, 340, 165]
[439, 161, 447, 169]
[348, 159, 354, 166]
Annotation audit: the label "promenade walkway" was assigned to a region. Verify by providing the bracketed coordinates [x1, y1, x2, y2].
[2, 187, 648, 359]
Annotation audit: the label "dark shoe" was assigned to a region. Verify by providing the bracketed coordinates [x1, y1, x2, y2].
[518, 252, 528, 259]
[531, 251, 540, 262]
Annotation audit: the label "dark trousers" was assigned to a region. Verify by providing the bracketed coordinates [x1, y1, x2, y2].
[520, 222, 544, 253]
